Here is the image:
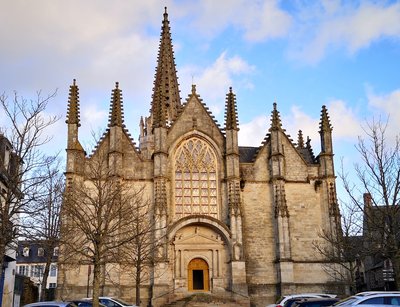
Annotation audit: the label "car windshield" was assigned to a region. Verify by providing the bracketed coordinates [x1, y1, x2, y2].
[286, 299, 303, 307]
[110, 298, 131, 306]
[333, 297, 358, 306]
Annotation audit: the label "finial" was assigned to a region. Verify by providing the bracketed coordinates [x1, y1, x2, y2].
[66, 78, 81, 126]
[224, 86, 239, 131]
[270, 102, 282, 130]
[191, 84, 196, 94]
[108, 83, 124, 127]
[306, 136, 311, 148]
[297, 130, 304, 148]
[319, 105, 332, 132]
[163, 6, 168, 20]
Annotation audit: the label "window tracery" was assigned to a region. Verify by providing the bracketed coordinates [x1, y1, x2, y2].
[174, 138, 218, 218]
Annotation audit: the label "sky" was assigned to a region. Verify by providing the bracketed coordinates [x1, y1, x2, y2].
[1, 0, 399, 202]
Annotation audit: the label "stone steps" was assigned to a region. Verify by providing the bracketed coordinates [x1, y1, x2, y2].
[161, 293, 246, 307]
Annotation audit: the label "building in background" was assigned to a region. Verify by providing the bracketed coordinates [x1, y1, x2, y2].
[359, 194, 397, 291]
[16, 241, 59, 301]
[58, 8, 342, 307]
[0, 134, 20, 307]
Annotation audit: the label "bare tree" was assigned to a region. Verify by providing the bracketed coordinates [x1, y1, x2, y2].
[340, 118, 400, 289]
[314, 200, 364, 294]
[22, 158, 64, 301]
[115, 193, 166, 306]
[0, 91, 58, 279]
[61, 145, 151, 307]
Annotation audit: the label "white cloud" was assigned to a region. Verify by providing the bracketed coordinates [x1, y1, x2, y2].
[82, 103, 108, 129]
[239, 115, 269, 147]
[184, 0, 291, 41]
[238, 0, 292, 42]
[283, 105, 320, 147]
[327, 100, 363, 139]
[0, 2, 160, 56]
[238, 100, 364, 148]
[290, 1, 400, 63]
[180, 52, 255, 116]
[367, 88, 400, 141]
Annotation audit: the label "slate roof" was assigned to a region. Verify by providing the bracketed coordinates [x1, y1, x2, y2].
[239, 146, 259, 163]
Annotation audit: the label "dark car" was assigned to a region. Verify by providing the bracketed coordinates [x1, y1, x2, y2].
[23, 302, 78, 307]
[292, 298, 339, 307]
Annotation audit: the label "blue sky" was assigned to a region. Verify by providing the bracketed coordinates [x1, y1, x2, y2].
[1, 0, 399, 201]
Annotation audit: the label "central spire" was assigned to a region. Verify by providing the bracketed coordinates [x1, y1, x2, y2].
[151, 7, 181, 128]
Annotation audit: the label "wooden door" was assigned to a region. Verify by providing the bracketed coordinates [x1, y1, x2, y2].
[187, 258, 209, 291]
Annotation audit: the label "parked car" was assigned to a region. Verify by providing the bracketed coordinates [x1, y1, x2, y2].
[268, 293, 337, 307]
[71, 300, 107, 307]
[82, 297, 137, 307]
[291, 297, 339, 307]
[23, 302, 78, 307]
[334, 292, 400, 306]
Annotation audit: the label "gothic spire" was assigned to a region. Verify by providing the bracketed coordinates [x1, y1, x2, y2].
[270, 102, 282, 130]
[224, 87, 239, 131]
[151, 7, 181, 126]
[152, 86, 168, 128]
[66, 79, 80, 127]
[319, 105, 333, 154]
[108, 82, 125, 128]
[319, 105, 332, 133]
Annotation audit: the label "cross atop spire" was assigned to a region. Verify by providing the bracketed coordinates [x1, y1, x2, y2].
[151, 7, 181, 127]
[224, 87, 239, 131]
[108, 82, 125, 128]
[66, 79, 81, 127]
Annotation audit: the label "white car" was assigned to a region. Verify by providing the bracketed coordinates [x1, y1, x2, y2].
[334, 291, 400, 306]
[268, 293, 337, 307]
[83, 297, 137, 307]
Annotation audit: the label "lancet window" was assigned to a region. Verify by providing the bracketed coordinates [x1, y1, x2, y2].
[174, 138, 218, 219]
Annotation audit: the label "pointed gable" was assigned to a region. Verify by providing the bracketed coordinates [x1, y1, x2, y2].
[168, 85, 224, 148]
[248, 103, 316, 180]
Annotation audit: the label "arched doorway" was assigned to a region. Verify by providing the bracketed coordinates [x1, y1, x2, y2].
[188, 258, 209, 291]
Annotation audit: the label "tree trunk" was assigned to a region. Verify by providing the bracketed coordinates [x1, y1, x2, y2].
[391, 252, 400, 290]
[136, 260, 141, 307]
[92, 261, 102, 307]
[0, 242, 5, 282]
[40, 248, 54, 301]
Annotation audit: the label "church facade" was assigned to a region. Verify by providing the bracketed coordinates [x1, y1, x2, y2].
[58, 8, 342, 307]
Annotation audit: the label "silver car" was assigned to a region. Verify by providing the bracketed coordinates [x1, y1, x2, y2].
[268, 293, 337, 307]
[334, 291, 400, 306]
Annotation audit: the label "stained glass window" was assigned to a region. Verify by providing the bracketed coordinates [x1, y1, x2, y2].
[174, 138, 218, 218]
